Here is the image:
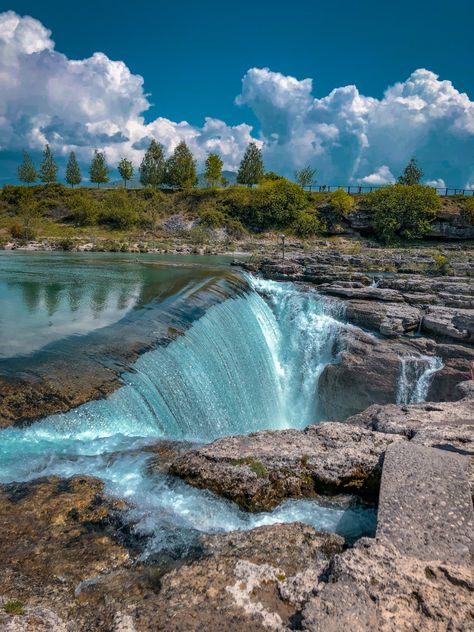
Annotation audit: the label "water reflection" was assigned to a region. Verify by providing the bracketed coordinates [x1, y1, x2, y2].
[0, 252, 235, 360]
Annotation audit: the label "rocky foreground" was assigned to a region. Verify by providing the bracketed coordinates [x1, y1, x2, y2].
[1, 389, 473, 631]
[1, 244, 473, 630]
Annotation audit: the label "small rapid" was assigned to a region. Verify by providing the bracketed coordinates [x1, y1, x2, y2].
[397, 354, 443, 404]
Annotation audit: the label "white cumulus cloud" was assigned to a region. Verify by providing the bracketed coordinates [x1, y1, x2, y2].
[237, 67, 474, 187]
[0, 10, 255, 171]
[1, 11, 473, 186]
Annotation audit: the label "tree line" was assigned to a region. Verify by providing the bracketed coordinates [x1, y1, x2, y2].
[17, 140, 425, 191]
[17, 141, 269, 189]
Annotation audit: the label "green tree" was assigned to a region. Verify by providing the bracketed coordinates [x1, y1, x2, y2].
[237, 142, 264, 187]
[89, 150, 109, 187]
[261, 171, 284, 181]
[17, 151, 37, 185]
[165, 141, 197, 189]
[204, 153, 224, 187]
[139, 140, 166, 188]
[118, 158, 134, 187]
[398, 158, 423, 185]
[65, 151, 82, 187]
[38, 144, 58, 183]
[295, 166, 316, 190]
[366, 184, 440, 243]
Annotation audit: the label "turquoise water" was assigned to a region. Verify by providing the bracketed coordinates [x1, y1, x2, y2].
[0, 251, 237, 358]
[0, 253, 376, 554]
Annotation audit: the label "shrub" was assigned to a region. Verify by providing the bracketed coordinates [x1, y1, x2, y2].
[292, 212, 322, 237]
[225, 218, 246, 240]
[199, 208, 226, 228]
[366, 184, 440, 243]
[10, 222, 36, 240]
[3, 600, 25, 616]
[57, 238, 75, 251]
[330, 189, 354, 217]
[70, 194, 100, 226]
[98, 190, 139, 229]
[461, 197, 474, 224]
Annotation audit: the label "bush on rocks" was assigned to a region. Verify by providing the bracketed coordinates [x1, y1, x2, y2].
[366, 184, 440, 243]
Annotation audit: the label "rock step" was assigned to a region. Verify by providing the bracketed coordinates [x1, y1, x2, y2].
[376, 441, 474, 564]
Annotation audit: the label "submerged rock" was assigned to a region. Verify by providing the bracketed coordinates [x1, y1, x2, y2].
[169, 422, 405, 511]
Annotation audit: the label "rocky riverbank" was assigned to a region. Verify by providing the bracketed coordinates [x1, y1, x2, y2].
[237, 244, 474, 418]
[1, 389, 473, 630]
[1, 243, 473, 630]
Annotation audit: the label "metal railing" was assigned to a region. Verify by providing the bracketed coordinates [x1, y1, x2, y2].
[304, 184, 474, 196]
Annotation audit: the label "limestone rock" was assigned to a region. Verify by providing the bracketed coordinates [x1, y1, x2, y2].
[344, 299, 421, 336]
[422, 306, 474, 342]
[169, 422, 405, 510]
[302, 538, 474, 631]
[376, 442, 474, 563]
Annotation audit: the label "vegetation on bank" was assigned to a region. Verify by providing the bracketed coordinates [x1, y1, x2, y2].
[4, 149, 474, 248]
[1, 180, 473, 250]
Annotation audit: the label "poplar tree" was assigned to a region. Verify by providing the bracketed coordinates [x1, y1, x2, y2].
[18, 151, 37, 185]
[118, 158, 134, 187]
[237, 142, 264, 187]
[89, 150, 109, 187]
[398, 158, 423, 185]
[139, 140, 165, 188]
[204, 153, 224, 187]
[65, 151, 82, 187]
[39, 144, 58, 183]
[164, 141, 197, 189]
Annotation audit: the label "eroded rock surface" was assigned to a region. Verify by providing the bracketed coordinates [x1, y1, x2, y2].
[302, 538, 474, 632]
[376, 442, 474, 564]
[169, 422, 405, 510]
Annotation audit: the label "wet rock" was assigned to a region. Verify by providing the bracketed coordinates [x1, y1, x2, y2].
[169, 422, 405, 510]
[302, 538, 474, 631]
[317, 330, 423, 420]
[0, 475, 136, 631]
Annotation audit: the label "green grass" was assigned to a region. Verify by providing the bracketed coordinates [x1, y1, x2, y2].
[3, 600, 25, 616]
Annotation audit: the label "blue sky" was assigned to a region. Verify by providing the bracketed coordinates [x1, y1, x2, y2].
[1, 1, 474, 185]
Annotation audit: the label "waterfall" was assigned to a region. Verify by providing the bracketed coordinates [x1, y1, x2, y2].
[0, 276, 376, 550]
[396, 355, 443, 404]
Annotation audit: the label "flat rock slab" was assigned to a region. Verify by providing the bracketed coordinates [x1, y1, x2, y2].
[169, 422, 406, 511]
[377, 442, 474, 564]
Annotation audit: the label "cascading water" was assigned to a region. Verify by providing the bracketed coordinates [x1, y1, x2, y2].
[396, 354, 443, 404]
[0, 275, 375, 553]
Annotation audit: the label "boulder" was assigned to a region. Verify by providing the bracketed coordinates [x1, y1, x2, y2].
[422, 306, 474, 343]
[302, 538, 474, 631]
[169, 422, 405, 510]
[344, 299, 421, 336]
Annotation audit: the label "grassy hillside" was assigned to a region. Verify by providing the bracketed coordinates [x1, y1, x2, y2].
[0, 182, 473, 252]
